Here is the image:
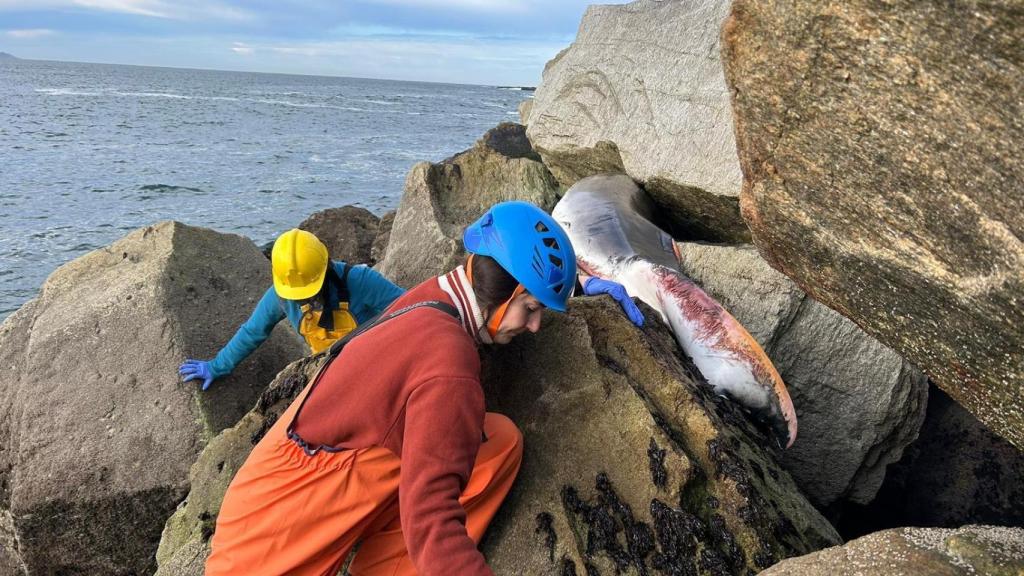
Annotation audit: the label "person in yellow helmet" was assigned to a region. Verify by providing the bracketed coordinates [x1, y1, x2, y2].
[179, 228, 404, 390]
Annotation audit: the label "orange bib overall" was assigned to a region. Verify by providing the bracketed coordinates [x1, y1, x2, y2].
[205, 379, 522, 576]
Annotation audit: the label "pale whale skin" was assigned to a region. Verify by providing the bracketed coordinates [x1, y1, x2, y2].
[553, 174, 798, 448]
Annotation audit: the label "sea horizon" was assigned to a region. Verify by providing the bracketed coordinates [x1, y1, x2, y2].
[0, 52, 540, 90]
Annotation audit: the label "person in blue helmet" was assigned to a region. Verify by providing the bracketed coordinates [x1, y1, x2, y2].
[205, 201, 644, 576]
[179, 228, 405, 390]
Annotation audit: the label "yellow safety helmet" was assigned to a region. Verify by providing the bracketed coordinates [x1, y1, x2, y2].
[271, 229, 329, 301]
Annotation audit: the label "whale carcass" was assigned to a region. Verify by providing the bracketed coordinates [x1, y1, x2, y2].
[553, 174, 798, 448]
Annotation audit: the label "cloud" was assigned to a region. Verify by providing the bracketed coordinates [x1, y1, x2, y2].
[231, 41, 253, 54]
[362, 0, 530, 14]
[0, 0, 254, 21]
[5, 28, 56, 38]
[237, 35, 564, 79]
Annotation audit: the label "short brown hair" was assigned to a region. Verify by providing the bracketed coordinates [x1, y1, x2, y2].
[464, 254, 518, 314]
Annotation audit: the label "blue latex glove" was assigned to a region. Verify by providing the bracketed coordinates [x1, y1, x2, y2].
[583, 277, 644, 327]
[179, 359, 215, 391]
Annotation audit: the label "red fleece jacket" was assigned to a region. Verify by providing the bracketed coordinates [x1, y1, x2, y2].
[291, 276, 492, 575]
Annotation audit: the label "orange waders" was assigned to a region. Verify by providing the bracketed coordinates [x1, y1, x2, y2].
[205, 379, 522, 576]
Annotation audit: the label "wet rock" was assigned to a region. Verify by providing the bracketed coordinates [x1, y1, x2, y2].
[370, 209, 396, 266]
[526, 0, 748, 243]
[376, 122, 560, 288]
[0, 221, 304, 575]
[155, 355, 324, 575]
[759, 525, 1024, 576]
[841, 385, 1024, 536]
[723, 1, 1024, 448]
[675, 242, 927, 508]
[480, 298, 840, 574]
[297, 205, 380, 265]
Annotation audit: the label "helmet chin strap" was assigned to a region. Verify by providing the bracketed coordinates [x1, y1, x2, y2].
[486, 284, 524, 339]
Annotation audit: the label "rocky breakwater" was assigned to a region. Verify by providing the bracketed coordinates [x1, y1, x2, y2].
[674, 243, 928, 511]
[526, 0, 749, 243]
[723, 0, 1024, 449]
[376, 122, 560, 288]
[155, 297, 840, 575]
[0, 222, 304, 575]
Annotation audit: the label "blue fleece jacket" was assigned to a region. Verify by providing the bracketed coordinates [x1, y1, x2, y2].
[209, 261, 404, 378]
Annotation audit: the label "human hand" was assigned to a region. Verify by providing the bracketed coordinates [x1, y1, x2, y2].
[179, 359, 215, 391]
[582, 278, 644, 327]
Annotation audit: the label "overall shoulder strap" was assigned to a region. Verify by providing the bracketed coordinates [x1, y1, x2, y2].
[336, 263, 351, 302]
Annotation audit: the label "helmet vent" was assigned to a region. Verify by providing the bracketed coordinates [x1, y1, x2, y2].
[543, 237, 560, 250]
[535, 221, 550, 233]
[548, 254, 562, 268]
[531, 247, 544, 277]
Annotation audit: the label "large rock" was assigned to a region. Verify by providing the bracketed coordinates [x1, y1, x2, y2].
[760, 525, 1024, 576]
[156, 299, 840, 575]
[297, 205, 380, 265]
[376, 122, 560, 288]
[369, 209, 396, 266]
[526, 0, 748, 243]
[479, 299, 839, 573]
[723, 2, 1024, 448]
[0, 221, 304, 575]
[841, 385, 1024, 535]
[675, 243, 927, 508]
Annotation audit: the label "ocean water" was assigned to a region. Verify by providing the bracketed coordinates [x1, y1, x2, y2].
[0, 59, 530, 320]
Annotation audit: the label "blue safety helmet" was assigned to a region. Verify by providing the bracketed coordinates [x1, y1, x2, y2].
[463, 201, 577, 312]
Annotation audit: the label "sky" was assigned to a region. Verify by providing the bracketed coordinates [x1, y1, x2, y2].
[0, 0, 630, 85]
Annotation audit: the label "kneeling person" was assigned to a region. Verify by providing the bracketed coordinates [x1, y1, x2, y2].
[179, 228, 404, 390]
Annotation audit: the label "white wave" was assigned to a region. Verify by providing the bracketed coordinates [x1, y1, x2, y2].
[251, 98, 365, 112]
[35, 88, 101, 96]
[114, 91, 192, 99]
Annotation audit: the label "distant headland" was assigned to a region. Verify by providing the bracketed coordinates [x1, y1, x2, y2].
[0, 52, 18, 59]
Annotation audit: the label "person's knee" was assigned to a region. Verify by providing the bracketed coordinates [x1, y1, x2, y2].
[484, 412, 523, 463]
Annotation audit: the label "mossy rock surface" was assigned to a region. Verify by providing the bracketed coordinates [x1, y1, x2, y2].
[480, 298, 839, 574]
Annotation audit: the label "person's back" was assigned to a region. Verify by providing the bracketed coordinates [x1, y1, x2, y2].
[290, 278, 480, 457]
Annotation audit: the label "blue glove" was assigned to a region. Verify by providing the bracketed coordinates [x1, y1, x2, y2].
[583, 277, 644, 327]
[179, 359, 215, 391]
